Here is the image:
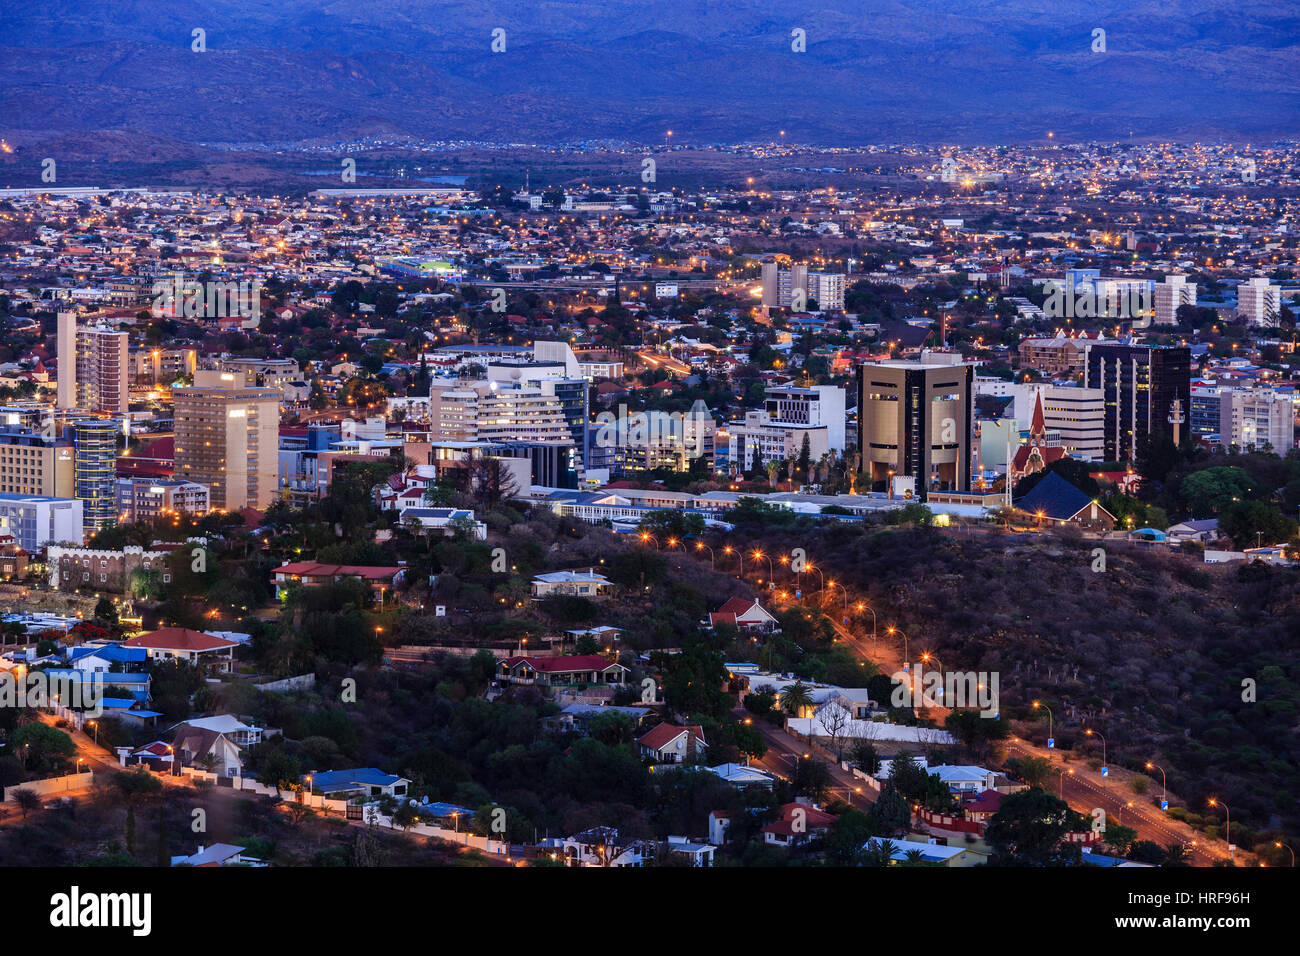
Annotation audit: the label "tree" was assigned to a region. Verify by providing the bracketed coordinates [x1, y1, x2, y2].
[826, 808, 877, 864]
[11, 787, 40, 820]
[1102, 822, 1138, 856]
[93, 597, 119, 627]
[10, 722, 75, 773]
[820, 700, 852, 761]
[985, 788, 1083, 866]
[1219, 499, 1296, 549]
[1006, 755, 1052, 788]
[1178, 466, 1257, 516]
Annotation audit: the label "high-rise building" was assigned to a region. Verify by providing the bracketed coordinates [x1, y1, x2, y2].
[1237, 276, 1282, 326]
[764, 385, 846, 452]
[1190, 385, 1223, 441]
[1220, 388, 1294, 453]
[174, 370, 281, 511]
[761, 263, 845, 311]
[857, 361, 974, 496]
[1083, 344, 1191, 462]
[1153, 275, 1197, 325]
[56, 311, 129, 415]
[1038, 386, 1106, 461]
[70, 419, 119, 532]
[0, 428, 75, 497]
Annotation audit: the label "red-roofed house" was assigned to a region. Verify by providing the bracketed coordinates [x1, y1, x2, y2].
[123, 628, 238, 672]
[707, 597, 778, 633]
[272, 561, 403, 602]
[636, 723, 707, 764]
[762, 802, 837, 847]
[496, 654, 628, 688]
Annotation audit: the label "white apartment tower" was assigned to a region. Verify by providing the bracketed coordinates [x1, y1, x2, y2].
[1153, 275, 1197, 326]
[1237, 277, 1282, 326]
[56, 311, 129, 415]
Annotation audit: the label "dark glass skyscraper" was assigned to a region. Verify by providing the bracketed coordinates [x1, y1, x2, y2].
[1083, 344, 1191, 462]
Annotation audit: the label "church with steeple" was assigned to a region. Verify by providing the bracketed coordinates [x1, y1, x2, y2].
[1010, 391, 1068, 482]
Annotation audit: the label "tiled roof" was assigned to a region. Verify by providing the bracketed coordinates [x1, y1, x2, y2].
[125, 628, 237, 652]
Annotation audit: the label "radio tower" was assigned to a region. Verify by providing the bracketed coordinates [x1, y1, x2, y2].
[1168, 398, 1186, 446]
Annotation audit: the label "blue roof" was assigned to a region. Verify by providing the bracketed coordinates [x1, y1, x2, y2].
[67, 645, 148, 665]
[306, 768, 408, 792]
[1014, 472, 1099, 521]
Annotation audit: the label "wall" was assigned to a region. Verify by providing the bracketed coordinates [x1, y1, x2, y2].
[5, 771, 95, 801]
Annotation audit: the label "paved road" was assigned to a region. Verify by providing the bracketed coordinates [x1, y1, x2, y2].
[686, 549, 1247, 866]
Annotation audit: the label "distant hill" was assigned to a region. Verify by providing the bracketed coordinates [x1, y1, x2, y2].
[1, 0, 1297, 152]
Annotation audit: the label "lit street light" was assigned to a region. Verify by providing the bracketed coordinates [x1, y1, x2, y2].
[1033, 700, 1054, 748]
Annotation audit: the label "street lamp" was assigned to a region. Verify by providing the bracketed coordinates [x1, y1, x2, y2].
[752, 550, 773, 588]
[1085, 728, 1107, 775]
[639, 532, 659, 549]
[825, 580, 848, 610]
[1274, 841, 1295, 867]
[1146, 761, 1167, 809]
[887, 626, 908, 666]
[694, 541, 714, 569]
[1207, 798, 1233, 861]
[856, 602, 877, 647]
[87, 719, 98, 747]
[804, 563, 824, 596]
[1032, 701, 1053, 748]
[1058, 767, 1074, 799]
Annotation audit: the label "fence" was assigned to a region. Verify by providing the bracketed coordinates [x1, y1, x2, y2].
[256, 674, 316, 693]
[170, 772, 509, 853]
[5, 771, 95, 802]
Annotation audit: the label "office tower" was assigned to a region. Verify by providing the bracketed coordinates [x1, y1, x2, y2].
[1083, 344, 1191, 462]
[174, 370, 281, 511]
[1237, 276, 1282, 326]
[71, 419, 119, 532]
[0, 428, 74, 497]
[56, 311, 129, 415]
[1154, 275, 1197, 325]
[1038, 386, 1106, 461]
[1220, 389, 1294, 453]
[0, 494, 83, 551]
[763, 385, 847, 452]
[1190, 385, 1223, 441]
[857, 361, 974, 496]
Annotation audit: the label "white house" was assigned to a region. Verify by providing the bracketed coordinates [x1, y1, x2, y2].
[531, 569, 612, 598]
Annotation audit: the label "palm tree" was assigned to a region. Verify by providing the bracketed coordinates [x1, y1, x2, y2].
[902, 848, 926, 865]
[765, 459, 781, 488]
[781, 683, 814, 717]
[869, 838, 899, 867]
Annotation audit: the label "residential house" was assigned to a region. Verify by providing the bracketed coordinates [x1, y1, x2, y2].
[122, 627, 238, 673]
[172, 722, 245, 777]
[637, 723, 707, 764]
[762, 801, 837, 847]
[868, 837, 987, 867]
[541, 826, 650, 867]
[497, 654, 629, 688]
[272, 561, 404, 602]
[530, 569, 612, 598]
[707, 597, 778, 633]
[171, 843, 266, 867]
[304, 768, 410, 799]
